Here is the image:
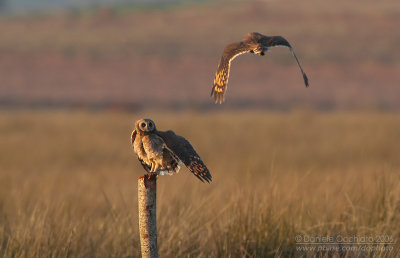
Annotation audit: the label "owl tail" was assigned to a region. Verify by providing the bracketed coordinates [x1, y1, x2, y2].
[159, 147, 181, 176]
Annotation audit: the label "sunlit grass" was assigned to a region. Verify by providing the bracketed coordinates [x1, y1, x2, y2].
[0, 109, 399, 256]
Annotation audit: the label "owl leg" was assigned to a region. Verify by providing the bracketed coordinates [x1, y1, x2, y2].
[153, 162, 159, 173]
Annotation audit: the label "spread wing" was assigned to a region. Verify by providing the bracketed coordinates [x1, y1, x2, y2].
[131, 129, 151, 173]
[156, 130, 212, 183]
[211, 42, 252, 104]
[258, 35, 309, 87]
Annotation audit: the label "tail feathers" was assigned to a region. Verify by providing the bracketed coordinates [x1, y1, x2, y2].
[157, 147, 181, 175]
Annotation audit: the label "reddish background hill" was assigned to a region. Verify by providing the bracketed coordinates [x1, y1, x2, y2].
[0, 0, 399, 110]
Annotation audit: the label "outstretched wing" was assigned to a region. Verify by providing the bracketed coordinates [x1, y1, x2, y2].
[211, 42, 252, 104]
[131, 129, 151, 173]
[258, 35, 309, 87]
[156, 130, 212, 183]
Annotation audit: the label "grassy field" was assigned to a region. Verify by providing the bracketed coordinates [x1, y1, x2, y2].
[0, 109, 399, 257]
[1, 0, 399, 256]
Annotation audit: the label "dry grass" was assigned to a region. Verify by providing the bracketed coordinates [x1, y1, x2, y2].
[0, 109, 399, 257]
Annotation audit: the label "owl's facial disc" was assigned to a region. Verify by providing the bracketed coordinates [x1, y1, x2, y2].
[136, 118, 156, 132]
[253, 45, 265, 56]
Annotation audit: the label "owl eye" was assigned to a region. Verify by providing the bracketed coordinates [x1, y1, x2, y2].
[148, 122, 153, 128]
[141, 122, 146, 128]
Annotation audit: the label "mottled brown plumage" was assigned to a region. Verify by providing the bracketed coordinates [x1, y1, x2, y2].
[131, 119, 212, 183]
[211, 32, 309, 104]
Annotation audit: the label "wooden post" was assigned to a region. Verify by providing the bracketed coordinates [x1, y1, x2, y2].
[138, 174, 158, 258]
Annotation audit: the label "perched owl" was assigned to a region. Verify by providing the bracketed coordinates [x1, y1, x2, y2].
[131, 119, 212, 183]
[211, 32, 309, 104]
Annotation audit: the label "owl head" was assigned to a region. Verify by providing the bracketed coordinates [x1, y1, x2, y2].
[136, 118, 156, 133]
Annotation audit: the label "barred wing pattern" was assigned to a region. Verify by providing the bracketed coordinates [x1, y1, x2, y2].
[156, 130, 212, 183]
[211, 42, 251, 104]
[211, 32, 309, 104]
[132, 129, 181, 174]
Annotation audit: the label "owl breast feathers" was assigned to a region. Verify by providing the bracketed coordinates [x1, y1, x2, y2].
[131, 118, 212, 183]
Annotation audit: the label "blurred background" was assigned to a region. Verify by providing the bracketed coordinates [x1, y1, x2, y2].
[0, 0, 398, 110]
[0, 0, 399, 256]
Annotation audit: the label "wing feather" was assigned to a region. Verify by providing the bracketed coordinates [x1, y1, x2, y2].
[257, 35, 292, 48]
[210, 33, 310, 104]
[258, 35, 309, 87]
[156, 130, 212, 183]
[211, 42, 252, 104]
[131, 129, 137, 145]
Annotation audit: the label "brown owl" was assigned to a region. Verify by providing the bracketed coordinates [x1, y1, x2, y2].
[211, 32, 309, 104]
[131, 119, 212, 183]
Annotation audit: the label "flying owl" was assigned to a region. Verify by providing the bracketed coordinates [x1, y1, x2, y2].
[131, 118, 212, 183]
[211, 32, 309, 104]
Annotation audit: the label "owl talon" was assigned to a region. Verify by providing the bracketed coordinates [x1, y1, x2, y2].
[153, 162, 159, 172]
